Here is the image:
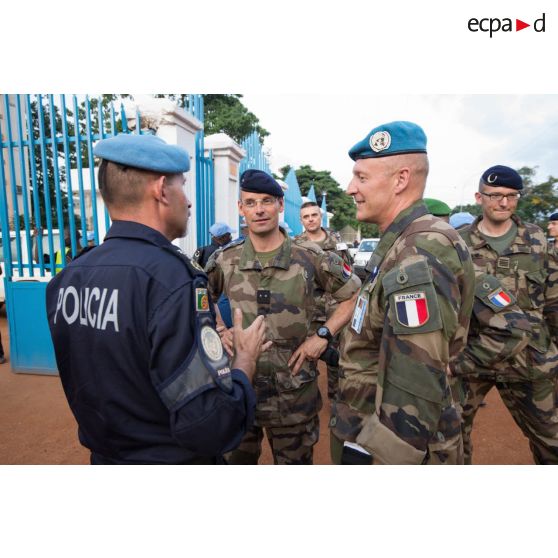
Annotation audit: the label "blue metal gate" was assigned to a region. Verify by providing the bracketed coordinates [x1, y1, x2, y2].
[188, 96, 214, 248]
[282, 168, 304, 236]
[0, 94, 136, 373]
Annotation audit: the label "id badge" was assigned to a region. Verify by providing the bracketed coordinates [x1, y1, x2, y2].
[351, 294, 368, 334]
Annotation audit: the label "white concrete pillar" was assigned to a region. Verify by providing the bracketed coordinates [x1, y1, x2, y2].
[124, 97, 203, 256]
[204, 133, 245, 232]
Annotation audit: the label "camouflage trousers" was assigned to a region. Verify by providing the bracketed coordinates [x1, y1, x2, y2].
[462, 376, 558, 464]
[226, 416, 320, 465]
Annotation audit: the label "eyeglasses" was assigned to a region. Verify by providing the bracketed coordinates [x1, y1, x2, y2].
[480, 192, 521, 202]
[240, 197, 277, 208]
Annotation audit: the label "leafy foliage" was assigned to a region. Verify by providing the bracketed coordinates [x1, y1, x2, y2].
[154, 94, 269, 144]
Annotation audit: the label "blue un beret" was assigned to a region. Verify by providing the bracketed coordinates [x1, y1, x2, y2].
[450, 212, 475, 229]
[209, 222, 236, 236]
[549, 212, 558, 221]
[481, 165, 523, 191]
[94, 133, 190, 174]
[240, 169, 284, 198]
[349, 121, 427, 161]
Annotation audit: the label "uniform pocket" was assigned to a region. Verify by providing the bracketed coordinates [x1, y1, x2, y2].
[272, 346, 318, 393]
[356, 413, 427, 465]
[381, 362, 446, 442]
[524, 270, 546, 309]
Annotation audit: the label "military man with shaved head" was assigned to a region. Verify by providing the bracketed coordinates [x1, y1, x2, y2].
[331, 121, 475, 465]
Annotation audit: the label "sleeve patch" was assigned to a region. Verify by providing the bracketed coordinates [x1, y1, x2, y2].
[394, 292, 429, 327]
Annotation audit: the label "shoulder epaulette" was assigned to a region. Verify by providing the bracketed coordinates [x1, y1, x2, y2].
[293, 237, 324, 255]
[221, 237, 245, 252]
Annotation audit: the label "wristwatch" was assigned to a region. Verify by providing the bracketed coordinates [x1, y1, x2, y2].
[316, 326, 333, 342]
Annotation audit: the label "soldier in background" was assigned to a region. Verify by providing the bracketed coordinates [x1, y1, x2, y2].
[193, 222, 235, 268]
[331, 121, 475, 465]
[296, 201, 353, 401]
[206, 170, 361, 464]
[546, 212, 558, 347]
[450, 212, 475, 230]
[423, 198, 451, 223]
[456, 165, 558, 464]
[548, 212, 558, 255]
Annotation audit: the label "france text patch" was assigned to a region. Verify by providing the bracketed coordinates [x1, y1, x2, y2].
[488, 288, 512, 308]
[394, 292, 429, 327]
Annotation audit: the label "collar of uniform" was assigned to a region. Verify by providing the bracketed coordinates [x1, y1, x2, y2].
[239, 228, 291, 270]
[105, 220, 172, 248]
[365, 200, 428, 274]
[469, 214, 526, 250]
[297, 227, 333, 248]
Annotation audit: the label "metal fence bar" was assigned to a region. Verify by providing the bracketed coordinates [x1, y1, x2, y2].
[85, 96, 101, 242]
[48, 94, 67, 269]
[60, 95, 78, 257]
[121, 102, 129, 134]
[37, 95, 56, 274]
[15, 95, 34, 273]
[0, 109, 13, 276]
[72, 95, 88, 243]
[3, 95, 24, 276]
[110, 102, 117, 136]
[97, 96, 105, 140]
[26, 94, 46, 276]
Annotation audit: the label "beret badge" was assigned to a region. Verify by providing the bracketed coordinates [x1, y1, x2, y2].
[369, 131, 391, 153]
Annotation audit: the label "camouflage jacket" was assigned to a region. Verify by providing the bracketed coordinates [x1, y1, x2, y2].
[451, 273, 532, 377]
[547, 244, 558, 346]
[459, 215, 558, 381]
[332, 201, 475, 464]
[296, 228, 353, 322]
[206, 230, 361, 427]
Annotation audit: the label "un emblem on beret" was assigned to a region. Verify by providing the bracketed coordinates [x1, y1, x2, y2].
[370, 131, 391, 153]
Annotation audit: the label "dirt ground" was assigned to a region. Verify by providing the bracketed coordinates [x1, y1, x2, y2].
[0, 315, 533, 465]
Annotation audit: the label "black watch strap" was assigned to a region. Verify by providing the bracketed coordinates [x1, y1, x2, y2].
[317, 326, 332, 342]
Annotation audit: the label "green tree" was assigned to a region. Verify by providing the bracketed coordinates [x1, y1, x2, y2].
[154, 94, 268, 144]
[26, 94, 128, 232]
[450, 203, 482, 218]
[515, 167, 558, 228]
[204, 95, 269, 143]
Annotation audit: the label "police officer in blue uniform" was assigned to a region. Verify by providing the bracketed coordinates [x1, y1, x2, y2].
[46, 133, 269, 464]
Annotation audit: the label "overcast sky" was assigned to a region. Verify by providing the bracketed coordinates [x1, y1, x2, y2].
[240, 94, 558, 210]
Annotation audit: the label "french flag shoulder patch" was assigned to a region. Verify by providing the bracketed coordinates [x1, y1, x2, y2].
[394, 291, 429, 327]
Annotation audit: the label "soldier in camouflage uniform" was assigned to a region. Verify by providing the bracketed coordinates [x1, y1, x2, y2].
[547, 213, 558, 347]
[548, 212, 558, 258]
[206, 170, 361, 465]
[330, 121, 475, 465]
[455, 166, 558, 464]
[296, 201, 353, 400]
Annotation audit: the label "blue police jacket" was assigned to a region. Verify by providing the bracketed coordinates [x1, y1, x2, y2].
[46, 220, 256, 464]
